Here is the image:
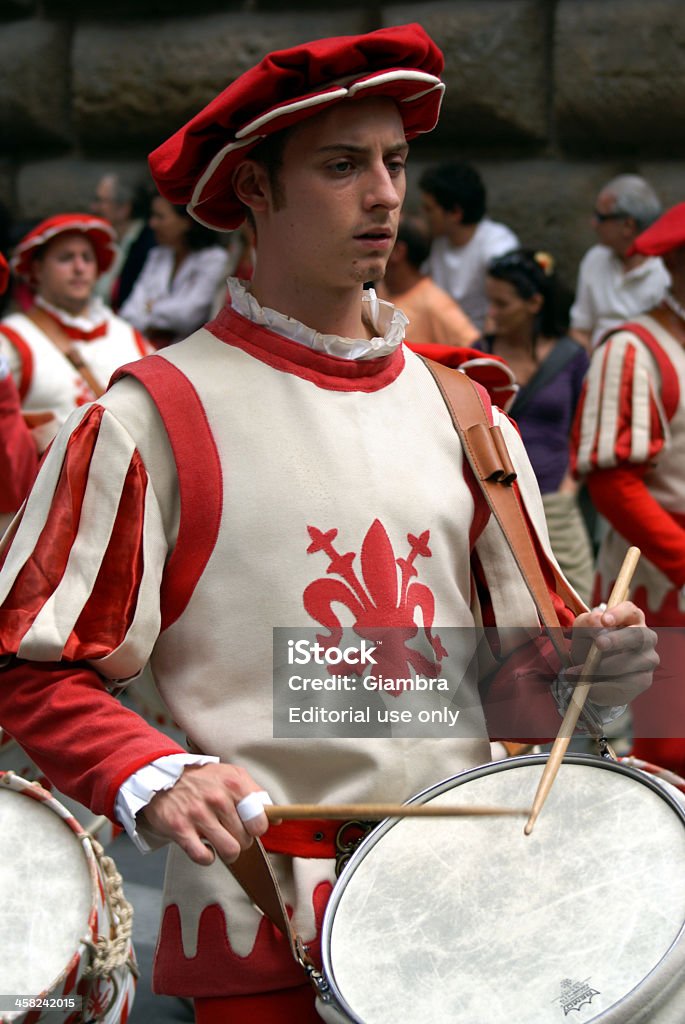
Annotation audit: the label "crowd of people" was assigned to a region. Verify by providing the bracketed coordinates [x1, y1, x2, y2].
[0, 19, 679, 1023]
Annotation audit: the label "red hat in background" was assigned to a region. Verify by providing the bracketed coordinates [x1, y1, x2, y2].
[11, 214, 118, 282]
[149, 23, 445, 231]
[0, 252, 8, 295]
[629, 202, 685, 257]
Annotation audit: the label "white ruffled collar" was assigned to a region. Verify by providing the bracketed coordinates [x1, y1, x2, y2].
[35, 294, 109, 333]
[227, 278, 407, 360]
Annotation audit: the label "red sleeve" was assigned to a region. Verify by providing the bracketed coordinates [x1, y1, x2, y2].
[587, 466, 685, 587]
[0, 375, 38, 512]
[0, 659, 186, 820]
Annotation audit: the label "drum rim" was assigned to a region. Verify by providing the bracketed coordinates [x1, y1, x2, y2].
[0, 771, 101, 1007]
[320, 753, 685, 1023]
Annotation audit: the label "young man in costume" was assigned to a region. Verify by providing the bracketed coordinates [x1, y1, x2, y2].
[0, 25, 655, 1023]
[573, 202, 685, 777]
[0, 214, 150, 529]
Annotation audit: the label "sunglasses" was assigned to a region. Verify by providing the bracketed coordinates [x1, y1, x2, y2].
[593, 209, 627, 222]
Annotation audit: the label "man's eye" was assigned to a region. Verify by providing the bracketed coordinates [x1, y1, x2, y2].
[331, 160, 353, 174]
[387, 160, 405, 175]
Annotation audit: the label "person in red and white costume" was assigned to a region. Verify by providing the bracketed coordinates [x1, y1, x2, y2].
[0, 252, 42, 525]
[0, 26, 656, 1024]
[573, 201, 685, 777]
[0, 214, 150, 528]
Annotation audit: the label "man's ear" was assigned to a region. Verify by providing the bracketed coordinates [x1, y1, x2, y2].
[233, 161, 272, 217]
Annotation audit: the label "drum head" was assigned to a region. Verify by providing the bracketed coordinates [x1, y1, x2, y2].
[0, 782, 92, 997]
[323, 755, 685, 1023]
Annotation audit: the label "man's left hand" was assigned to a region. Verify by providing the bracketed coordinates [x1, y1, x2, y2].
[569, 601, 658, 706]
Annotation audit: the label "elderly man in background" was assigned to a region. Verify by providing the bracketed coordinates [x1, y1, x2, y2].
[419, 161, 519, 333]
[91, 171, 156, 310]
[569, 174, 669, 349]
[376, 215, 479, 346]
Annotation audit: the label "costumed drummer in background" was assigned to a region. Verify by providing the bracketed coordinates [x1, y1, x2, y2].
[0, 24, 656, 1024]
[573, 202, 685, 777]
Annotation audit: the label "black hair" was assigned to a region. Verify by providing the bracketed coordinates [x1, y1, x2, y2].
[418, 161, 486, 223]
[239, 129, 289, 230]
[396, 217, 431, 269]
[487, 248, 568, 338]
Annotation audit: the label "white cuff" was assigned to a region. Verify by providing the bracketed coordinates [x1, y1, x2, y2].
[115, 752, 219, 853]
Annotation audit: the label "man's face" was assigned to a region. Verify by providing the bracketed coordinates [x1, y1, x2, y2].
[258, 97, 408, 291]
[593, 190, 636, 257]
[419, 191, 451, 238]
[32, 232, 98, 315]
[92, 175, 130, 231]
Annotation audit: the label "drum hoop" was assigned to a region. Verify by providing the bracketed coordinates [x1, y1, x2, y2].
[320, 753, 685, 1024]
[0, 772, 103, 1004]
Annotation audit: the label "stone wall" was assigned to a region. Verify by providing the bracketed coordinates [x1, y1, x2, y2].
[1, 0, 685, 291]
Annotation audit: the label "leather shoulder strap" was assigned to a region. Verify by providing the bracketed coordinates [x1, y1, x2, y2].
[24, 306, 105, 398]
[421, 356, 583, 653]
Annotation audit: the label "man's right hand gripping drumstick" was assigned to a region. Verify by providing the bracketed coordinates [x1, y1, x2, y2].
[525, 546, 657, 835]
[139, 763, 270, 865]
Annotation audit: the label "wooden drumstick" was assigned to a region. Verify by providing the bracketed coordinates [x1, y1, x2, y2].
[524, 546, 641, 836]
[265, 802, 530, 820]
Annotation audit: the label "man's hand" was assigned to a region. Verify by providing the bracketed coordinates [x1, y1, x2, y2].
[138, 763, 269, 865]
[569, 601, 658, 706]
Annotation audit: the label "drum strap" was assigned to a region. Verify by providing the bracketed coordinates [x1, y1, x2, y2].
[421, 356, 584, 657]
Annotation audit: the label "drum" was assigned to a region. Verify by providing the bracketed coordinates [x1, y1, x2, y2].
[0, 772, 137, 1024]
[320, 754, 685, 1023]
[0, 729, 118, 846]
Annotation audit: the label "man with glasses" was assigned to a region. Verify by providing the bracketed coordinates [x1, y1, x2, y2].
[569, 174, 669, 349]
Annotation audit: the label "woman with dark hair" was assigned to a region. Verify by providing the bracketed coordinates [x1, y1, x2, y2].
[477, 248, 593, 601]
[120, 195, 229, 346]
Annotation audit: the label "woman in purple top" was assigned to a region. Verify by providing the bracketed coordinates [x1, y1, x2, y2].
[476, 248, 594, 601]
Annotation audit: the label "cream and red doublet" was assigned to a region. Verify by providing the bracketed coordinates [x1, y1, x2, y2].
[573, 308, 685, 623]
[0, 286, 578, 997]
[0, 299, 148, 422]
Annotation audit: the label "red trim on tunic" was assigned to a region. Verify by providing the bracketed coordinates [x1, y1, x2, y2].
[206, 304, 404, 393]
[618, 320, 680, 422]
[36, 306, 108, 341]
[153, 882, 332, 996]
[0, 323, 34, 400]
[110, 356, 223, 631]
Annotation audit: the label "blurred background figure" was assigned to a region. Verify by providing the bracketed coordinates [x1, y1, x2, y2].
[478, 248, 593, 602]
[573, 203, 685, 775]
[91, 171, 156, 311]
[419, 161, 519, 333]
[376, 215, 479, 346]
[0, 213, 150, 531]
[0, 251, 41, 531]
[119, 195, 229, 347]
[569, 174, 669, 349]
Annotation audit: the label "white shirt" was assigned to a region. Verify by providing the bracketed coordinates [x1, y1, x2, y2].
[120, 244, 229, 342]
[570, 244, 670, 348]
[424, 218, 519, 331]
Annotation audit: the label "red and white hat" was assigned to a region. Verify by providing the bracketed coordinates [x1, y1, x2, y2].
[11, 214, 118, 281]
[0, 252, 8, 295]
[629, 202, 685, 257]
[149, 23, 445, 231]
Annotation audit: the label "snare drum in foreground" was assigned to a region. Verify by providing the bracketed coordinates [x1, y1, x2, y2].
[0, 772, 137, 1024]
[320, 754, 685, 1024]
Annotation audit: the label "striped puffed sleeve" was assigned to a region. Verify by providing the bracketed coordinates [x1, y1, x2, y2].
[0, 401, 167, 682]
[572, 329, 668, 476]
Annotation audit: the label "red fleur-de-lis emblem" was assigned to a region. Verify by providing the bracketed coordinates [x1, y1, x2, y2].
[304, 519, 447, 691]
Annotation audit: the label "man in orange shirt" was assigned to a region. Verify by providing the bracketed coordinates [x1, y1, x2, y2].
[378, 215, 479, 346]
